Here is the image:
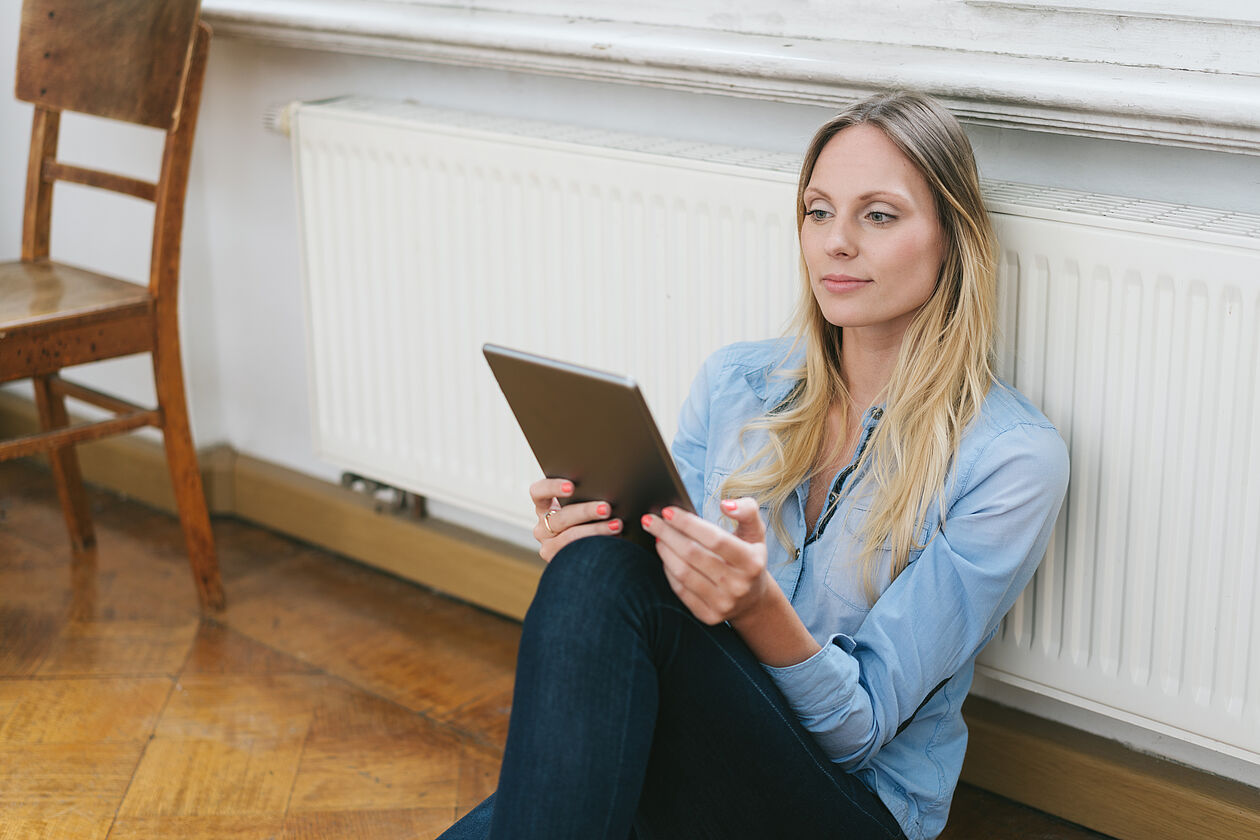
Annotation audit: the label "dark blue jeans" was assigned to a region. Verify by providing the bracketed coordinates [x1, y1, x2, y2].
[438, 536, 905, 840]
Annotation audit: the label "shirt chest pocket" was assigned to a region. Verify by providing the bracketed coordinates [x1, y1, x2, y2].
[822, 507, 933, 611]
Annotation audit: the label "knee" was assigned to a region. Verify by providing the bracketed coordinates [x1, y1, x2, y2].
[528, 536, 667, 623]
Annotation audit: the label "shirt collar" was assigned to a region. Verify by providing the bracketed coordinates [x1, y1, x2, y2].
[744, 364, 887, 429]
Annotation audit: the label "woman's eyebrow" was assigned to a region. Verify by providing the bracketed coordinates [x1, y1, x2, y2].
[857, 189, 910, 204]
[803, 185, 911, 204]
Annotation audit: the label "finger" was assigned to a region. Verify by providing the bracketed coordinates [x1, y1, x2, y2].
[719, 497, 767, 545]
[533, 501, 612, 546]
[657, 540, 727, 625]
[530, 477, 575, 515]
[547, 500, 612, 533]
[642, 513, 725, 589]
[539, 519, 623, 561]
[653, 506, 761, 573]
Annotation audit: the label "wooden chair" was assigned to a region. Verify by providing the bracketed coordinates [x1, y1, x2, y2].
[0, 0, 224, 610]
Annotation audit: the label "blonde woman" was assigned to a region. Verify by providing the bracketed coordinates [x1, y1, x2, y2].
[440, 91, 1069, 840]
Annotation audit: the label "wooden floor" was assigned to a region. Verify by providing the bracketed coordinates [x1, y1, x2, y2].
[0, 458, 1112, 839]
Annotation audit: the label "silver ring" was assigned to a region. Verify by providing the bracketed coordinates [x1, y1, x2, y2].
[543, 509, 558, 536]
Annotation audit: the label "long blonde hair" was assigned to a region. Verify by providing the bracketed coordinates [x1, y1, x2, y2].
[719, 91, 998, 601]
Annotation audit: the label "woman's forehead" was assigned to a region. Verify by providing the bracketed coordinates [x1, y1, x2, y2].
[807, 124, 932, 203]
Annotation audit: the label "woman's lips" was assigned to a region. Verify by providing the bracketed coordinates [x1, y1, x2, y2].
[821, 274, 872, 293]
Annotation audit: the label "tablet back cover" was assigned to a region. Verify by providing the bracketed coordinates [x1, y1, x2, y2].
[483, 344, 695, 547]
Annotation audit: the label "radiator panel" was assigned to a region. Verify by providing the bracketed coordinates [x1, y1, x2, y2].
[291, 98, 1260, 768]
[294, 101, 800, 526]
[983, 210, 1260, 761]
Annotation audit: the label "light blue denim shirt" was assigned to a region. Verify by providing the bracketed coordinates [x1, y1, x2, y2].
[670, 338, 1069, 840]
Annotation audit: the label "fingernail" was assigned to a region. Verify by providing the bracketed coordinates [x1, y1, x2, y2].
[596, 503, 610, 517]
[641, 514, 653, 529]
[561, 481, 574, 494]
[662, 507, 675, 521]
[608, 520, 622, 533]
[721, 499, 737, 512]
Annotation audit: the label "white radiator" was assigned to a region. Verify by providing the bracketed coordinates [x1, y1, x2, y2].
[291, 98, 799, 530]
[981, 183, 1260, 769]
[288, 97, 1260, 770]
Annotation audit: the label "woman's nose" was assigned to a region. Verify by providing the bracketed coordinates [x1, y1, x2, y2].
[825, 219, 856, 257]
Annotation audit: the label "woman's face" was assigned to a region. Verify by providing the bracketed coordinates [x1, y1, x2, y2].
[800, 124, 947, 344]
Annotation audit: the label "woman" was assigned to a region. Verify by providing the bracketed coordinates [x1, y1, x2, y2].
[441, 91, 1069, 840]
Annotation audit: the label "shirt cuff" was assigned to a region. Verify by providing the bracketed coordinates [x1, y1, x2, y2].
[761, 633, 860, 718]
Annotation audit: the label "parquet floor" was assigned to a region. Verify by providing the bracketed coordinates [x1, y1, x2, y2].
[0, 458, 1110, 839]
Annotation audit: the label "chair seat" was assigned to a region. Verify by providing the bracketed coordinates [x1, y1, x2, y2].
[0, 260, 155, 383]
[0, 259, 152, 333]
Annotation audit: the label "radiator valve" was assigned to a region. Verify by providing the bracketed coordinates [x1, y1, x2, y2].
[340, 472, 423, 516]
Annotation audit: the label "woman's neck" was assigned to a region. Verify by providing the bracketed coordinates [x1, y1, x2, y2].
[838, 325, 904, 412]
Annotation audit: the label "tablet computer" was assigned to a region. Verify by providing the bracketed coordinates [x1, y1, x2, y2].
[483, 343, 695, 548]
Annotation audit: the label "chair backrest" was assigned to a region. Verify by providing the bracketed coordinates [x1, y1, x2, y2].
[13, 0, 209, 301]
[16, 0, 201, 129]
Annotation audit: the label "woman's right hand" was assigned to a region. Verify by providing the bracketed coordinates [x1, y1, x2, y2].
[530, 477, 622, 562]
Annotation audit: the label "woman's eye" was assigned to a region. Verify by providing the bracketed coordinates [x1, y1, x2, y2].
[867, 211, 895, 224]
[807, 208, 831, 221]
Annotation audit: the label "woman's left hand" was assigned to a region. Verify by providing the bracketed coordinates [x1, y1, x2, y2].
[642, 498, 770, 625]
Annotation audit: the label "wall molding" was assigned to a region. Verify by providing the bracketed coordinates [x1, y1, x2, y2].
[2, 391, 1257, 836]
[201, 0, 1260, 156]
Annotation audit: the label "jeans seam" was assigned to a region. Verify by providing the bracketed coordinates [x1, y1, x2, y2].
[601, 631, 643, 839]
[658, 603, 901, 839]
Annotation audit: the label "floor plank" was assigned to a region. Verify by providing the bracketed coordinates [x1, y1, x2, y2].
[105, 815, 285, 840]
[279, 809, 455, 840]
[0, 677, 170, 743]
[0, 741, 144, 808]
[36, 620, 199, 678]
[288, 733, 460, 814]
[0, 804, 117, 840]
[0, 602, 63, 676]
[118, 736, 306, 817]
[182, 622, 320, 676]
[455, 742, 501, 820]
[155, 673, 328, 742]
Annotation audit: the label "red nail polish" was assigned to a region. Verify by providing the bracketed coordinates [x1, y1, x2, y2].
[641, 514, 653, 529]
[721, 499, 737, 512]
[561, 481, 574, 494]
[596, 503, 610, 517]
[662, 507, 675, 521]
[608, 520, 622, 533]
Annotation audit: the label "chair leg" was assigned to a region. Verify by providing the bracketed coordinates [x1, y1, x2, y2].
[152, 348, 225, 611]
[32, 374, 96, 553]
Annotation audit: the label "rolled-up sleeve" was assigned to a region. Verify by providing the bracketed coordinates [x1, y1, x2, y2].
[764, 421, 1070, 768]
